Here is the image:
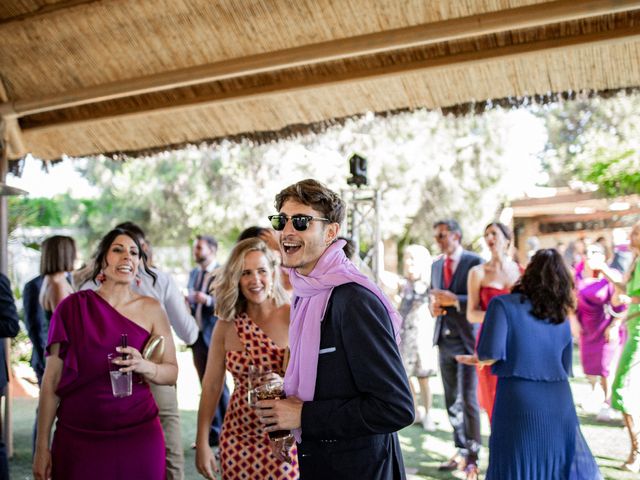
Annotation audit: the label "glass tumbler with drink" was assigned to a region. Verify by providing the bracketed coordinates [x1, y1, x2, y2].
[248, 365, 274, 407]
[252, 376, 292, 441]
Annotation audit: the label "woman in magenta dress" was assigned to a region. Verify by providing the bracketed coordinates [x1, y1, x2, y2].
[195, 238, 298, 480]
[466, 222, 521, 423]
[33, 228, 178, 480]
[575, 243, 626, 416]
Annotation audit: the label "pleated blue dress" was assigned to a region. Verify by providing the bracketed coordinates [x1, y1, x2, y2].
[477, 294, 602, 480]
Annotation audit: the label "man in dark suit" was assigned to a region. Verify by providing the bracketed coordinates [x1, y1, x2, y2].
[430, 219, 483, 480]
[0, 273, 21, 480]
[256, 179, 414, 479]
[187, 234, 228, 447]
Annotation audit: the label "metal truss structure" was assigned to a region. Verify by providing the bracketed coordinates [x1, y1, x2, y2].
[341, 187, 381, 283]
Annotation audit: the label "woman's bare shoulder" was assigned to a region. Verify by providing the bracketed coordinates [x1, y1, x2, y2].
[276, 303, 291, 322]
[219, 318, 242, 350]
[136, 294, 163, 312]
[214, 316, 239, 339]
[507, 259, 523, 276]
[216, 318, 236, 332]
[470, 264, 486, 276]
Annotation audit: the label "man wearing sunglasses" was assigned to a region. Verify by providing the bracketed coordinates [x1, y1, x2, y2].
[256, 179, 414, 479]
[430, 219, 483, 480]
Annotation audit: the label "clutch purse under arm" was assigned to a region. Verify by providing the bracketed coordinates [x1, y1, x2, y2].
[142, 335, 165, 363]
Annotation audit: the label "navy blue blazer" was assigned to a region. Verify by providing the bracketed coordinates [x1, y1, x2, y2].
[430, 251, 484, 352]
[187, 267, 217, 345]
[0, 274, 21, 391]
[22, 275, 47, 380]
[298, 283, 414, 479]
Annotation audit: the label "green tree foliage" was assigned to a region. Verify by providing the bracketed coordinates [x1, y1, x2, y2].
[535, 92, 640, 193]
[297, 109, 527, 253]
[9, 195, 103, 251]
[76, 146, 325, 249]
[9, 197, 64, 231]
[13, 107, 542, 261]
[581, 150, 640, 196]
[71, 108, 527, 255]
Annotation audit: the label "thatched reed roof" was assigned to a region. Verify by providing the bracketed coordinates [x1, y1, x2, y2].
[1, 0, 640, 161]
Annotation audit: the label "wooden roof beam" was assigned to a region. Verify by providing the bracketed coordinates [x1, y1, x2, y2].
[2, 0, 640, 118]
[0, 81, 26, 158]
[0, 0, 101, 26]
[23, 23, 640, 132]
[510, 191, 603, 206]
[533, 208, 640, 223]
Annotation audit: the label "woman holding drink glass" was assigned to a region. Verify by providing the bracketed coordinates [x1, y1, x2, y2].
[195, 237, 298, 480]
[33, 228, 178, 480]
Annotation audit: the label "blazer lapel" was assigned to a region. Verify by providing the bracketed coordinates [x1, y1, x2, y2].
[433, 259, 444, 289]
[450, 253, 468, 290]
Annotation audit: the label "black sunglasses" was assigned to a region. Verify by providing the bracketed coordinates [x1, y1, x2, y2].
[268, 214, 330, 231]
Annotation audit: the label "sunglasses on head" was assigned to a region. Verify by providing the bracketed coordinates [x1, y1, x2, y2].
[268, 214, 330, 231]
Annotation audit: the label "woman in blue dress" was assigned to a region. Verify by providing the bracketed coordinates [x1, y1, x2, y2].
[457, 249, 601, 480]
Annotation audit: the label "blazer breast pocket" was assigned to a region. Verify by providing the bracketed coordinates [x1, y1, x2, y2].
[318, 347, 336, 355]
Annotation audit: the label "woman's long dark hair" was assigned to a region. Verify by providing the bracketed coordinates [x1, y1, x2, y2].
[91, 228, 157, 285]
[512, 248, 575, 324]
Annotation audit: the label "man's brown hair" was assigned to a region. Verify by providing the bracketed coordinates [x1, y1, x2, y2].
[274, 179, 345, 224]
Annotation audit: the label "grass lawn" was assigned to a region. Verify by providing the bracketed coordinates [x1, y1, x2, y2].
[8, 356, 637, 479]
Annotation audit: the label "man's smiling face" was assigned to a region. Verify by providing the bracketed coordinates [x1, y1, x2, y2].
[279, 199, 338, 276]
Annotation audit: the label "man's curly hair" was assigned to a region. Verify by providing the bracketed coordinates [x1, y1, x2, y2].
[274, 179, 345, 224]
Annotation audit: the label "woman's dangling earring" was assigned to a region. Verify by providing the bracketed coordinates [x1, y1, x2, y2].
[135, 275, 142, 287]
[96, 270, 106, 283]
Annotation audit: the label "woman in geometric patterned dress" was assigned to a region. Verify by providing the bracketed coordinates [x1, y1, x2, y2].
[196, 237, 298, 479]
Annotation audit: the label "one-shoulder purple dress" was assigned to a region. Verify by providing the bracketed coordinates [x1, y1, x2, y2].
[47, 290, 165, 479]
[575, 277, 626, 377]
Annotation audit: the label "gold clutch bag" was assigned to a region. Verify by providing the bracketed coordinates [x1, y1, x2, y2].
[142, 335, 165, 363]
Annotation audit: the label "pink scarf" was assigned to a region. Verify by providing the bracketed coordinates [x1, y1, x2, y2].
[284, 240, 402, 441]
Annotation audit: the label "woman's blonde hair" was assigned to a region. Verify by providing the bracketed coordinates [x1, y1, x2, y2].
[214, 238, 289, 321]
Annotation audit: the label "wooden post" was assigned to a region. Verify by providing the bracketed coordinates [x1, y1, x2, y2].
[0, 117, 7, 273]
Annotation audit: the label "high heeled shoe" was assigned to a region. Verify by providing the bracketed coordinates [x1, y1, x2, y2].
[622, 448, 640, 473]
[622, 430, 640, 473]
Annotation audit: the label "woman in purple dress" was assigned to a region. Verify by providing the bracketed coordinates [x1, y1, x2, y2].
[575, 243, 626, 418]
[33, 228, 178, 480]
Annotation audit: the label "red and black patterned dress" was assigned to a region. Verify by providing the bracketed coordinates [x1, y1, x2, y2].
[219, 314, 298, 480]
